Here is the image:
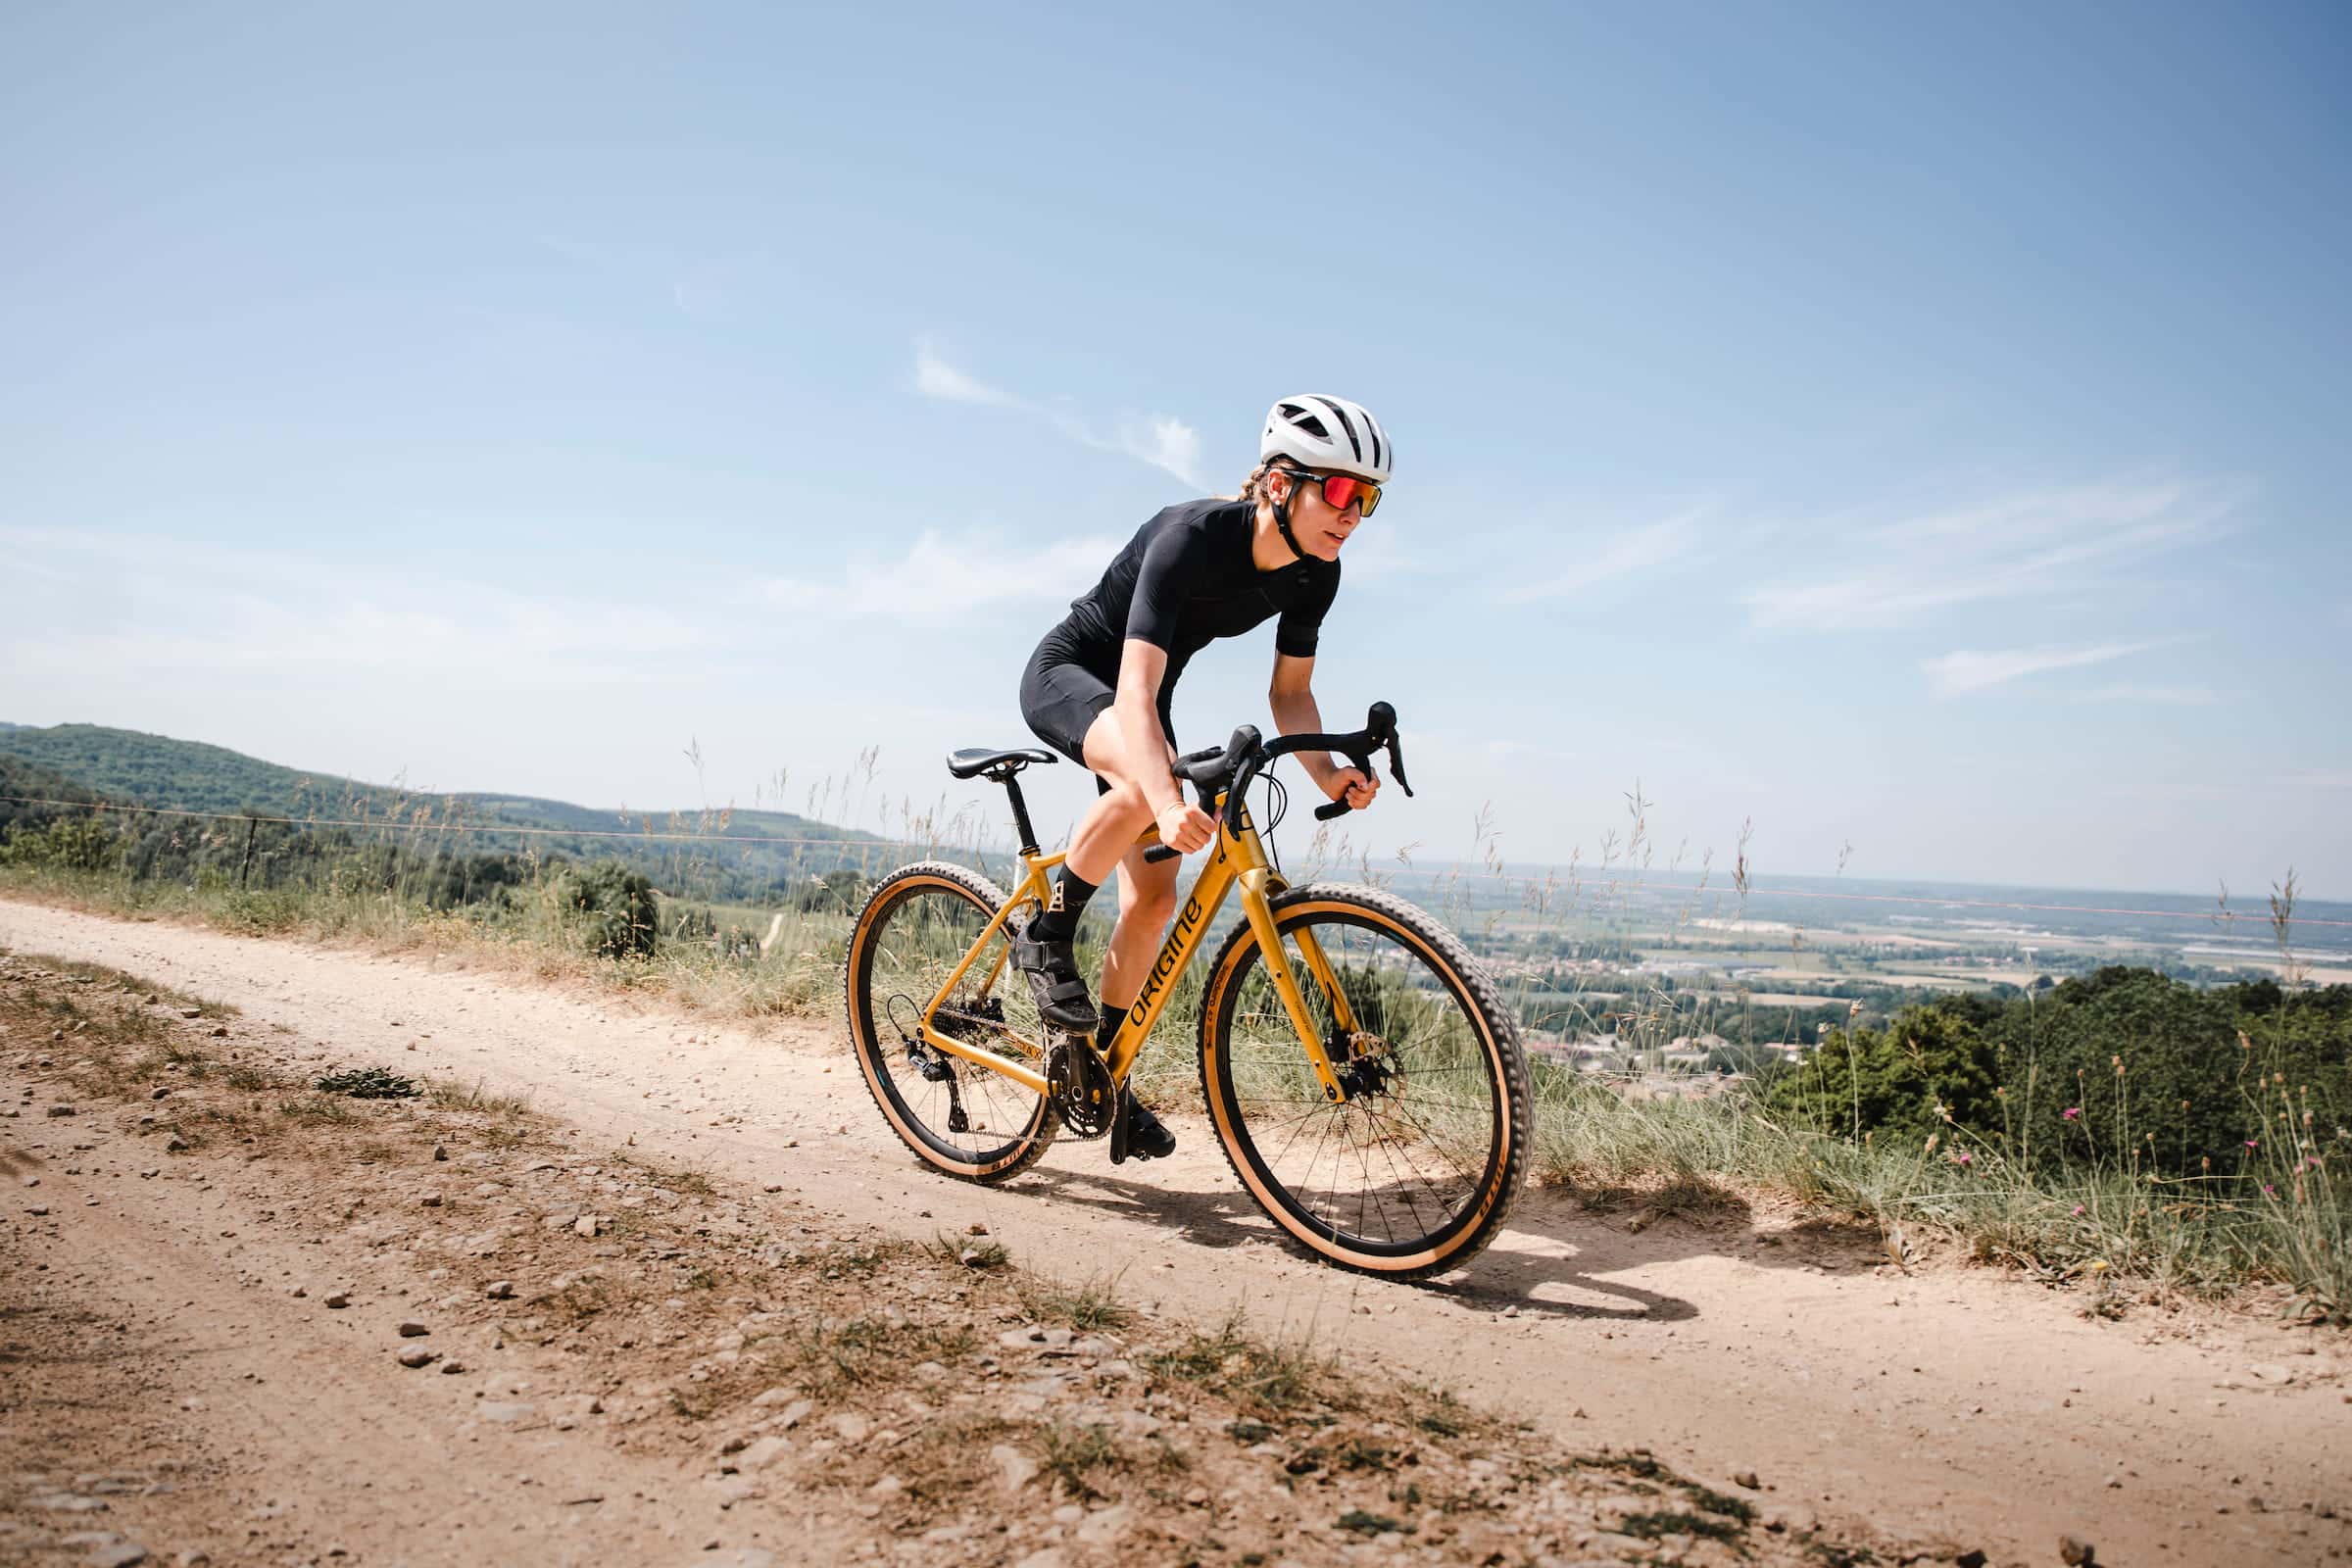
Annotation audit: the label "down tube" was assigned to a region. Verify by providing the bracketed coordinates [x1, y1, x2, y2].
[1102, 854, 1240, 1082]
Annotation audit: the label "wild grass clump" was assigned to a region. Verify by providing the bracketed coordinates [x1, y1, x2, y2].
[1147, 1314, 1343, 1419]
[315, 1066, 421, 1099]
[780, 1312, 978, 1396]
[1035, 1420, 1127, 1499]
[1014, 1271, 1132, 1332]
[428, 1077, 533, 1116]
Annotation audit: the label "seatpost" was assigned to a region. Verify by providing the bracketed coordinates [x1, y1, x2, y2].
[995, 769, 1042, 858]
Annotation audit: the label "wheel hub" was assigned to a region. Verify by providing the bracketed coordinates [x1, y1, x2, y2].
[1332, 1030, 1397, 1100]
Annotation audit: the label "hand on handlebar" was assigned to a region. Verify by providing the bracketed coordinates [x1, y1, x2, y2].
[1154, 798, 1215, 855]
[1327, 766, 1379, 812]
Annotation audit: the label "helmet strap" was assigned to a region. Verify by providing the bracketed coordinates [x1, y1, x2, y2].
[1268, 468, 1312, 564]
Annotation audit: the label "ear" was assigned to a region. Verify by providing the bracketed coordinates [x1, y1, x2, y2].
[1262, 466, 1293, 503]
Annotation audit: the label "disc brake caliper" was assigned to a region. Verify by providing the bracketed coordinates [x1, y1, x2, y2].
[1332, 1030, 1396, 1100]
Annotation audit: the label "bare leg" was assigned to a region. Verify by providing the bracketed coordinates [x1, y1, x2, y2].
[1061, 710, 1176, 887]
[1097, 840, 1181, 1023]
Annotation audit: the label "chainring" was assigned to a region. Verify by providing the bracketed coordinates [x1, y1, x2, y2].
[1047, 1038, 1117, 1140]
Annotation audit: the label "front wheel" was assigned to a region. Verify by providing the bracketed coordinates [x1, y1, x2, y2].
[1198, 884, 1531, 1280]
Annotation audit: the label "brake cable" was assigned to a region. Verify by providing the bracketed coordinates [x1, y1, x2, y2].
[1259, 766, 1289, 877]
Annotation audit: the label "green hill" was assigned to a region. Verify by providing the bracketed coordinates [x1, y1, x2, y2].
[0, 722, 912, 901]
[0, 751, 110, 837]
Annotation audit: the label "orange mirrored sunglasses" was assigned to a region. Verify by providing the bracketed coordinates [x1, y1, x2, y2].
[1294, 469, 1382, 517]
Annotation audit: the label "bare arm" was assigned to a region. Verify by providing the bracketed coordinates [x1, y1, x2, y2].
[1270, 653, 1377, 808]
[1112, 638, 1184, 815]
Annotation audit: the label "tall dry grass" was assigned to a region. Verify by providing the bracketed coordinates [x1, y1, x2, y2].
[6, 760, 2342, 1320]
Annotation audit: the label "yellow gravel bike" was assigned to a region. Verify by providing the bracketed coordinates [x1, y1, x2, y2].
[845, 705, 1531, 1280]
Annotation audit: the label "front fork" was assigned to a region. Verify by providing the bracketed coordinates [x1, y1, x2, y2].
[1236, 867, 1362, 1103]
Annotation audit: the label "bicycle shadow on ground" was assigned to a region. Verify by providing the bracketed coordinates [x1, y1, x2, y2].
[1015, 1159, 1886, 1325]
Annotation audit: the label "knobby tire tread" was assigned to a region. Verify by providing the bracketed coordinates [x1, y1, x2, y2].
[845, 859, 1056, 1185]
[1197, 882, 1532, 1281]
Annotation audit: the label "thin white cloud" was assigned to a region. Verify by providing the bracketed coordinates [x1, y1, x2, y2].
[1499, 510, 1703, 603]
[913, 341, 1021, 408]
[1743, 477, 2240, 630]
[1923, 639, 2169, 697]
[1119, 415, 1205, 490]
[2076, 683, 2218, 706]
[912, 341, 1206, 488]
[754, 530, 1118, 620]
[0, 525, 722, 689]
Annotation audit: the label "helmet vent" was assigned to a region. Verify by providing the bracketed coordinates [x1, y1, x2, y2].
[1329, 401, 1364, 461]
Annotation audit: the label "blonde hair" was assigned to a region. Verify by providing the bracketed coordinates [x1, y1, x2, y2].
[1236, 458, 1295, 512]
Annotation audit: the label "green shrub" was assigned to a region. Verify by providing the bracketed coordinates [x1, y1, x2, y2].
[1766, 1005, 2000, 1144]
[559, 859, 661, 959]
[1761, 972, 2352, 1179]
[1, 815, 122, 872]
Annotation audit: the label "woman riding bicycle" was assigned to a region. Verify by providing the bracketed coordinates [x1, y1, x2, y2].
[1012, 394, 1393, 1160]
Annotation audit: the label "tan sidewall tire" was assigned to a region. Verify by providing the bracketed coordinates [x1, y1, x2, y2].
[1197, 883, 1531, 1280]
[845, 860, 1055, 1183]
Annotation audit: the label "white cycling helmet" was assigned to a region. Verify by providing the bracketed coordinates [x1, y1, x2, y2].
[1259, 394, 1393, 482]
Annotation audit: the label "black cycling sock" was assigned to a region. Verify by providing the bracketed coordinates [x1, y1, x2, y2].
[1094, 1010, 1124, 1054]
[1029, 865, 1100, 945]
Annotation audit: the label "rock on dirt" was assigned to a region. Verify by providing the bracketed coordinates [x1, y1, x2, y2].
[990, 1444, 1040, 1494]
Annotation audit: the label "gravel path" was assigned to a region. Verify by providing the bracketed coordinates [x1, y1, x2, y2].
[6, 895, 2348, 1567]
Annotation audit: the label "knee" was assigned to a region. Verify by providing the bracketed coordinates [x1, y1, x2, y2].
[1101, 775, 1153, 822]
[1122, 871, 1179, 928]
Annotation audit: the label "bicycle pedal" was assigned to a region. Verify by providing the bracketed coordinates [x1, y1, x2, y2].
[1107, 1084, 1132, 1165]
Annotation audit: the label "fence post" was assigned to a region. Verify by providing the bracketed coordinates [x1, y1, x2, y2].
[239, 815, 258, 889]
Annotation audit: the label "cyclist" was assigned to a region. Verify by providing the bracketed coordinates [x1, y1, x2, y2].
[1013, 394, 1390, 1159]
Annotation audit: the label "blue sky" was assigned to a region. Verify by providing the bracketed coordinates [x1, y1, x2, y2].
[4, 2, 2347, 895]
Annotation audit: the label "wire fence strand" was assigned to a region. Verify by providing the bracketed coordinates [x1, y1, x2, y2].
[8, 791, 2344, 931]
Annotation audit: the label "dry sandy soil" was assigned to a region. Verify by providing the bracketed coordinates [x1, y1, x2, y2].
[4, 896, 2349, 1568]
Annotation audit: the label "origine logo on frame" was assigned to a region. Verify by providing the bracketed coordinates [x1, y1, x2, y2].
[1130, 893, 1206, 1026]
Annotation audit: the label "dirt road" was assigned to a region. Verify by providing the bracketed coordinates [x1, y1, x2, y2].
[6, 897, 2347, 1567]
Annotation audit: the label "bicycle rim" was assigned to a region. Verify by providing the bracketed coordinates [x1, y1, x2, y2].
[847, 864, 1053, 1179]
[1203, 889, 1524, 1276]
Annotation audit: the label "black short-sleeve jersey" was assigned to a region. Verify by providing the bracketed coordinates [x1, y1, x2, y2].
[1054, 499, 1341, 694]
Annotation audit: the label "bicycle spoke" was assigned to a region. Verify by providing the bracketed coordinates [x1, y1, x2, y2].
[1211, 900, 1513, 1263]
[851, 866, 1053, 1178]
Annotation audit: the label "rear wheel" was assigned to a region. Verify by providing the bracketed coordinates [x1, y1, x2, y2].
[1199, 884, 1530, 1279]
[846, 860, 1055, 1183]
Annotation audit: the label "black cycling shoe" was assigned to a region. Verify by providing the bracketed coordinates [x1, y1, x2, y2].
[1010, 930, 1100, 1033]
[1122, 1099, 1175, 1161]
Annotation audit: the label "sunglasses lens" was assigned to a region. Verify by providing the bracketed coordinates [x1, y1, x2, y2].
[1321, 475, 1379, 516]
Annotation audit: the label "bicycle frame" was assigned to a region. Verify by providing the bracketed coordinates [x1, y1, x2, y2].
[908, 795, 1366, 1103]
